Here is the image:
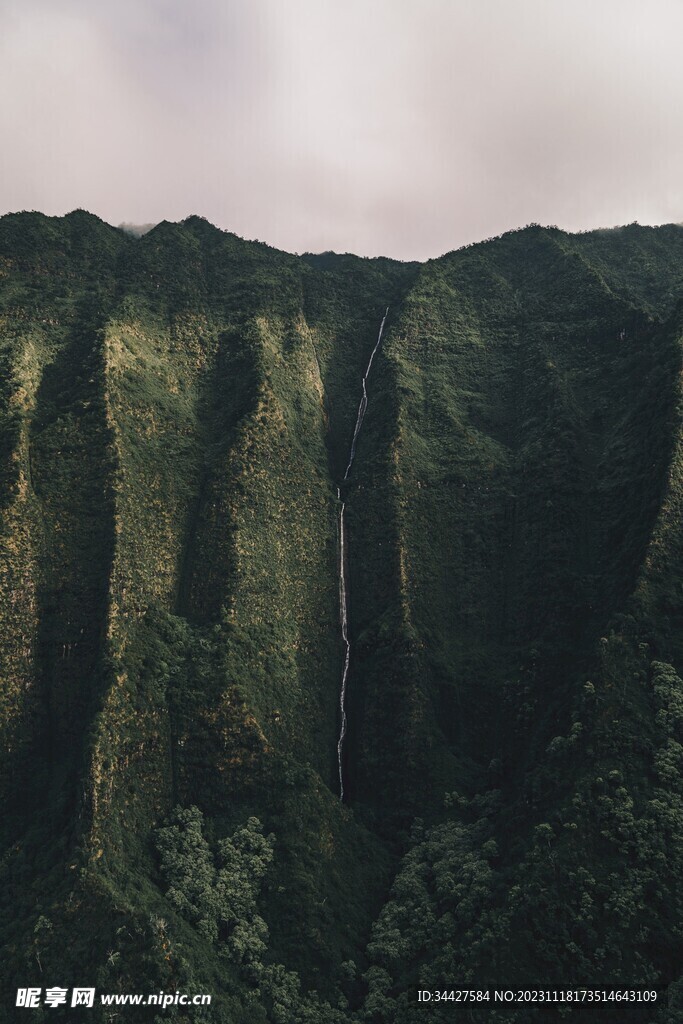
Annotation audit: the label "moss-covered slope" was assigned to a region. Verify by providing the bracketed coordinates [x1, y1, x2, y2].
[3, 214, 683, 1021]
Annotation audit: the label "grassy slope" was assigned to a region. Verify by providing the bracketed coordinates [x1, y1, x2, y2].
[0, 213, 414, 1018]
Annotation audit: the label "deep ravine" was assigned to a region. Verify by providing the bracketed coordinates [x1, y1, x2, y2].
[336, 307, 389, 801]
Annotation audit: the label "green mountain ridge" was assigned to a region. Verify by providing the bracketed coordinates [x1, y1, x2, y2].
[3, 211, 683, 1020]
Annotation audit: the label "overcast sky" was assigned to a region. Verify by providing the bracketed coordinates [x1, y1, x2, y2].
[2, 0, 683, 260]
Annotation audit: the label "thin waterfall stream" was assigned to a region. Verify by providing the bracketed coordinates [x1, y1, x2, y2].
[336, 307, 389, 801]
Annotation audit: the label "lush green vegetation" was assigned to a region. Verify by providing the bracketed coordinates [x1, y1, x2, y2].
[2, 212, 683, 1020]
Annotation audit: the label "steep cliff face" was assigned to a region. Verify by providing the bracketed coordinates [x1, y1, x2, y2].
[2, 214, 683, 1021]
[356, 231, 683, 1023]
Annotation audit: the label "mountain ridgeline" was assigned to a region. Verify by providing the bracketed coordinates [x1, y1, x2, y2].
[3, 212, 683, 1020]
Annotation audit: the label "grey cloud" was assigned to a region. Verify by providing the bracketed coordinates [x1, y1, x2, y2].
[1, 0, 682, 259]
[117, 221, 156, 236]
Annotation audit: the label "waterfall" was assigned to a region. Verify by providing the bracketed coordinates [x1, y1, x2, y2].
[336, 307, 389, 801]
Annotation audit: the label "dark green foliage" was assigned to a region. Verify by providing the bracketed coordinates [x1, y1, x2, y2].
[156, 807, 224, 942]
[154, 806, 348, 1023]
[155, 807, 274, 969]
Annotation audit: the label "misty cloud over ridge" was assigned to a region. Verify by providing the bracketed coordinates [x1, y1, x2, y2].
[117, 222, 157, 237]
[1, 0, 683, 260]
[119, 220, 159, 235]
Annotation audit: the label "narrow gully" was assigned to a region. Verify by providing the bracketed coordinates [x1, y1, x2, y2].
[336, 307, 389, 801]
